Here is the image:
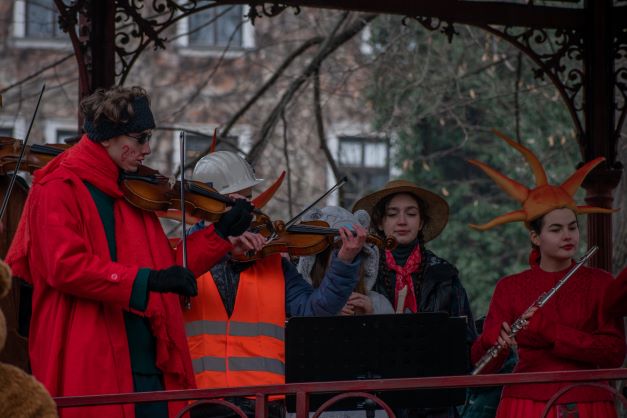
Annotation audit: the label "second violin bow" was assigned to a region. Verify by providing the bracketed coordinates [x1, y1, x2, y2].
[267, 175, 347, 242]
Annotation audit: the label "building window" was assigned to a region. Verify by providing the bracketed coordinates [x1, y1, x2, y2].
[188, 5, 243, 48]
[185, 133, 238, 161]
[24, 0, 64, 39]
[44, 120, 77, 144]
[178, 132, 239, 177]
[0, 118, 26, 138]
[56, 129, 78, 144]
[12, 0, 69, 48]
[176, 5, 254, 55]
[338, 136, 390, 208]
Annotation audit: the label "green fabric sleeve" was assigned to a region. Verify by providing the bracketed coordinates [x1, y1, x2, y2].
[130, 268, 150, 311]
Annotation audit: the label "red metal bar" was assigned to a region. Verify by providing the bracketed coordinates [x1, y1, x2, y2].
[542, 382, 627, 418]
[255, 393, 267, 418]
[296, 390, 309, 418]
[55, 367, 627, 408]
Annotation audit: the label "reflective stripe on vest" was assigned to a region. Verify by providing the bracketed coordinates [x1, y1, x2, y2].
[192, 356, 285, 375]
[186, 320, 284, 341]
[184, 253, 286, 389]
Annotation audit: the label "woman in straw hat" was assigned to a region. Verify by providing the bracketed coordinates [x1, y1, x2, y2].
[468, 131, 625, 418]
[353, 179, 476, 418]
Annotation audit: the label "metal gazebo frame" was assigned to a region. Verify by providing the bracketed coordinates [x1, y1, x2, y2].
[54, 0, 625, 271]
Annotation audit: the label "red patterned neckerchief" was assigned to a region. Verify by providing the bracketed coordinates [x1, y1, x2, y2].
[385, 245, 422, 313]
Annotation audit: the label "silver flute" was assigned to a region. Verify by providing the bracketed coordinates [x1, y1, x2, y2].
[471, 245, 599, 375]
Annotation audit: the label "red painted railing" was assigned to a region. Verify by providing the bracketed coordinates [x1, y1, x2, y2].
[54, 368, 627, 418]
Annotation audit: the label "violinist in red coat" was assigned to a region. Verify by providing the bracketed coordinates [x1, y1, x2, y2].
[5, 86, 254, 418]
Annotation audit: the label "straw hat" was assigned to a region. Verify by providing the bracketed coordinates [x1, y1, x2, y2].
[352, 179, 449, 242]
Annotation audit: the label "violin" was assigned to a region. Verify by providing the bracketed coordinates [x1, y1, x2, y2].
[121, 165, 270, 224]
[231, 219, 396, 262]
[0, 137, 70, 175]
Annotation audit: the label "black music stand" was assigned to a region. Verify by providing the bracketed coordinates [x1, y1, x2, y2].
[285, 313, 470, 412]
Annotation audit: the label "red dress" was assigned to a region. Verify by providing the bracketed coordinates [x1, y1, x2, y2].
[6, 137, 232, 418]
[471, 261, 625, 417]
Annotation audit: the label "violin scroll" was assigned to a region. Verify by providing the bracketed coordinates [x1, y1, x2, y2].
[383, 236, 397, 251]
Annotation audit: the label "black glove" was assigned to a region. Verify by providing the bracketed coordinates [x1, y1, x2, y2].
[147, 266, 198, 296]
[214, 198, 254, 238]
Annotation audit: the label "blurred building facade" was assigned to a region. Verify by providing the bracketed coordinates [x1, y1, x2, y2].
[0, 0, 391, 218]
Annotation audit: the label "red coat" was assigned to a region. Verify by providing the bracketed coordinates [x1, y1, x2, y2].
[472, 263, 625, 404]
[6, 137, 232, 418]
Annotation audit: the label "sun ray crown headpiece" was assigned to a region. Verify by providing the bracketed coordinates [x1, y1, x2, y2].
[468, 130, 615, 231]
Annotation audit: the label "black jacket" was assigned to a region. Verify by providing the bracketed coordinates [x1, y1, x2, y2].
[374, 248, 477, 342]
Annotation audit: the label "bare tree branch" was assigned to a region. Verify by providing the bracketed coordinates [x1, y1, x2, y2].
[247, 12, 378, 164]
[313, 68, 341, 182]
[169, 19, 245, 121]
[221, 36, 324, 136]
[280, 108, 294, 218]
[514, 51, 522, 142]
[0, 54, 73, 95]
[157, 125, 248, 155]
[183, 35, 326, 171]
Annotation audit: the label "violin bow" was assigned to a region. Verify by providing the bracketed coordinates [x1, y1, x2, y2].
[267, 175, 347, 241]
[179, 130, 192, 310]
[0, 83, 46, 223]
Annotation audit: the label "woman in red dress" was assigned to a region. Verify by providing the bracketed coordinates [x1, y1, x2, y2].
[469, 131, 625, 418]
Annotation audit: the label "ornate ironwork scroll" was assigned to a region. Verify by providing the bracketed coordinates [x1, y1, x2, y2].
[403, 16, 458, 43]
[246, 2, 301, 26]
[114, 0, 208, 83]
[56, 1, 300, 84]
[56, 1, 243, 84]
[480, 26, 585, 137]
[402, 15, 586, 136]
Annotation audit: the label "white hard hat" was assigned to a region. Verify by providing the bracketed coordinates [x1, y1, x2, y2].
[192, 151, 264, 194]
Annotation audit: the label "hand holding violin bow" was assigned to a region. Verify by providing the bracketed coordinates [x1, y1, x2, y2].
[336, 224, 368, 263]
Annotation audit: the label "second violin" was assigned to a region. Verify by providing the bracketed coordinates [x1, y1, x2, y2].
[0, 137, 71, 175]
[232, 219, 395, 262]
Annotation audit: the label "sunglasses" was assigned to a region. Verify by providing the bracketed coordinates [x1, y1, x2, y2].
[126, 131, 152, 145]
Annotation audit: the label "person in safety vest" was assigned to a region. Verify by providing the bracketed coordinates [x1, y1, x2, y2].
[5, 86, 255, 418]
[184, 151, 368, 418]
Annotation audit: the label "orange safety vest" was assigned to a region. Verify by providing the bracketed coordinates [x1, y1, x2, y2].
[184, 254, 286, 389]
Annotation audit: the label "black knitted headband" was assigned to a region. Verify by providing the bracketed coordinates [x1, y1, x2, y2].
[83, 96, 155, 142]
